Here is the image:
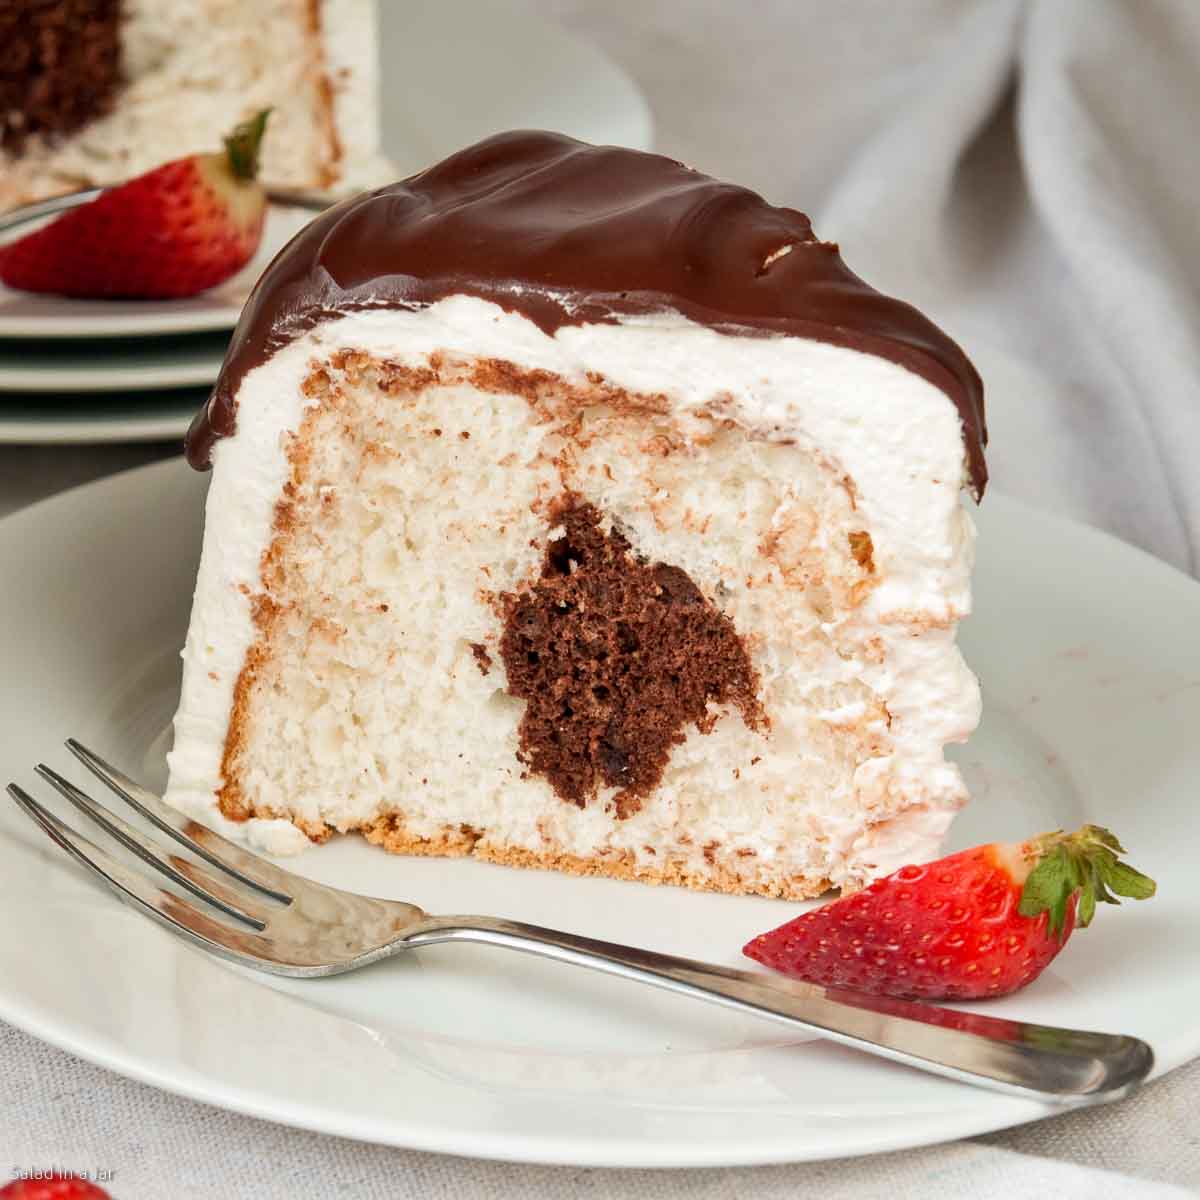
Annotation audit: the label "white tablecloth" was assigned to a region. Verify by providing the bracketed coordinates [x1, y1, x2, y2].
[4, 1, 1200, 1194]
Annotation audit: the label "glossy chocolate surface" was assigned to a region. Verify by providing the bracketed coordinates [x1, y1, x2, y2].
[188, 131, 986, 493]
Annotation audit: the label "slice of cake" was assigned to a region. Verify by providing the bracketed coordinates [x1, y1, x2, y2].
[166, 131, 986, 899]
[0, 0, 385, 213]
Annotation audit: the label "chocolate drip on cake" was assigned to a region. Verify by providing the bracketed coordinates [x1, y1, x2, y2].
[498, 500, 765, 817]
[187, 130, 987, 496]
[1, 0, 122, 154]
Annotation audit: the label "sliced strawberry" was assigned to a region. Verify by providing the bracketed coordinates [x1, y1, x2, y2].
[0, 110, 271, 299]
[743, 824, 1155, 1001]
[0, 1175, 111, 1199]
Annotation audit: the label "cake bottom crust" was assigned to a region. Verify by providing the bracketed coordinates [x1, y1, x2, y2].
[360, 815, 834, 901]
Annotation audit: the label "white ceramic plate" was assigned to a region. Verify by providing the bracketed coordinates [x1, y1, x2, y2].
[0, 458, 1195, 1166]
[0, 333, 228, 394]
[0, 389, 204, 444]
[0, 0, 651, 346]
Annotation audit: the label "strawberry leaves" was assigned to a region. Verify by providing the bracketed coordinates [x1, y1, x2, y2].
[224, 109, 272, 181]
[1017, 824, 1155, 940]
[1018, 846, 1074, 936]
[1107, 859, 1158, 900]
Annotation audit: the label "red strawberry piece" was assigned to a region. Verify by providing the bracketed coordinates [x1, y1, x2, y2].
[744, 824, 1155, 1001]
[0, 1175, 111, 1199]
[0, 110, 271, 299]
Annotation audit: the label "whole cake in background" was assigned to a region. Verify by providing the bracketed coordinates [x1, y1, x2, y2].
[0, 0, 385, 212]
[166, 131, 986, 900]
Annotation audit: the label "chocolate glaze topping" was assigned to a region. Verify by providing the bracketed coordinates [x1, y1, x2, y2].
[188, 130, 986, 494]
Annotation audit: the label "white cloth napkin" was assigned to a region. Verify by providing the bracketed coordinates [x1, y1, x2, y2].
[5, 1, 1199, 1195]
[813, 0, 1200, 576]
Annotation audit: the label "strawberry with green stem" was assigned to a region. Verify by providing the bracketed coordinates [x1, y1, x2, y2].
[0, 110, 272, 299]
[744, 825, 1155, 1001]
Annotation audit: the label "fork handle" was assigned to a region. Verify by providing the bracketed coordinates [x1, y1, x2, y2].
[404, 914, 1152, 1104]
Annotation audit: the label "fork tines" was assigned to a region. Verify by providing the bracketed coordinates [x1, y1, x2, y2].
[7, 741, 295, 967]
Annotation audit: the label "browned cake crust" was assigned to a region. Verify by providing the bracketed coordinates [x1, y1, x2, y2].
[306, 0, 342, 187]
[360, 814, 834, 901]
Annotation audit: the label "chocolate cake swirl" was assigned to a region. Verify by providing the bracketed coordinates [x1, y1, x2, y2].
[1, 0, 122, 154]
[188, 130, 986, 494]
[499, 499, 765, 817]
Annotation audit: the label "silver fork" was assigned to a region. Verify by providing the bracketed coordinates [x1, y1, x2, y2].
[8, 740, 1153, 1106]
